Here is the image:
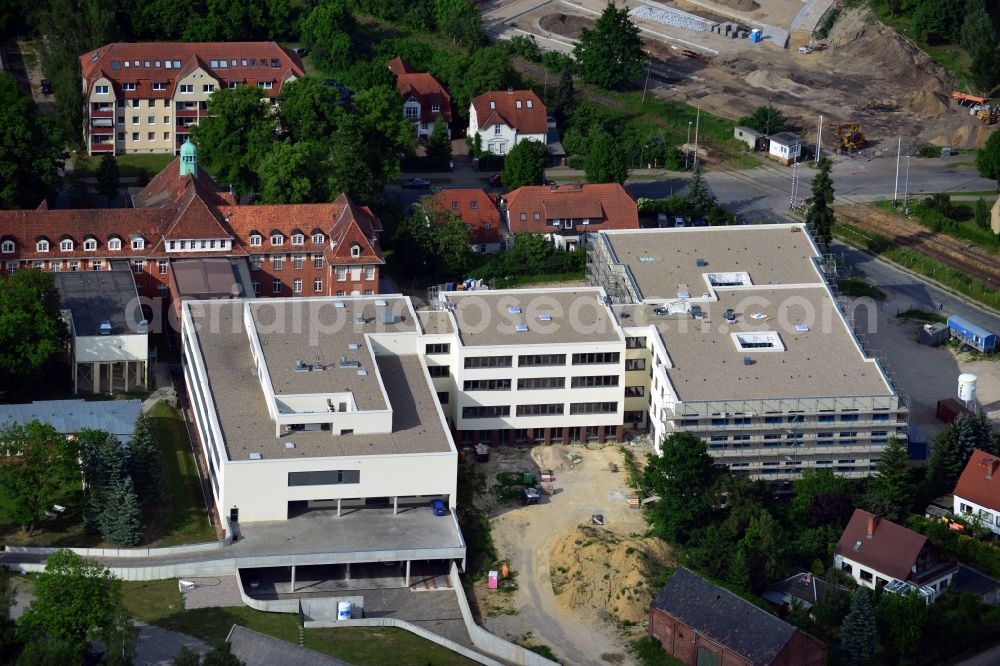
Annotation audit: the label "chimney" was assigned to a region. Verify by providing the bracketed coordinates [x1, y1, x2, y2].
[804, 572, 812, 583]
[866, 513, 877, 539]
[988, 458, 999, 480]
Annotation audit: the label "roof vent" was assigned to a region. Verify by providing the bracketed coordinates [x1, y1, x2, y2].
[339, 356, 359, 368]
[515, 324, 529, 332]
[508, 305, 521, 314]
[285, 442, 296, 449]
[294, 359, 307, 372]
[743, 356, 754, 366]
[539, 313, 552, 322]
[381, 311, 395, 324]
[249, 452, 262, 460]
[334, 301, 345, 308]
[357, 368, 368, 376]
[696, 258, 706, 267]
[348, 343, 360, 350]
[374, 299, 387, 307]
[99, 320, 112, 335]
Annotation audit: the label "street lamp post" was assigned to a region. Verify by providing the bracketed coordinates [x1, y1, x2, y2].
[685, 121, 692, 169]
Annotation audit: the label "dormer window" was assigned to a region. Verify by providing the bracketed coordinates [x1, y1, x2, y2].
[83, 238, 98, 251]
[291, 233, 304, 245]
[249, 234, 262, 247]
[270, 233, 284, 246]
[131, 237, 145, 250]
[471, 201, 478, 210]
[431, 104, 440, 112]
[516, 100, 522, 109]
[122, 83, 136, 91]
[451, 201, 459, 210]
[0, 240, 13, 254]
[350, 244, 361, 258]
[311, 232, 324, 244]
[108, 237, 122, 251]
[152, 82, 166, 91]
[489, 100, 495, 109]
[60, 238, 74, 252]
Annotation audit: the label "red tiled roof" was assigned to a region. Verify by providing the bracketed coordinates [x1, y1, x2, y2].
[386, 57, 417, 76]
[326, 194, 384, 265]
[0, 209, 170, 260]
[471, 90, 547, 134]
[397, 74, 452, 124]
[80, 43, 304, 99]
[504, 184, 639, 234]
[834, 510, 927, 582]
[954, 449, 1000, 512]
[427, 189, 501, 244]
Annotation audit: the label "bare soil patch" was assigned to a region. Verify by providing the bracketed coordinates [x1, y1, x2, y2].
[715, 0, 760, 11]
[539, 13, 594, 40]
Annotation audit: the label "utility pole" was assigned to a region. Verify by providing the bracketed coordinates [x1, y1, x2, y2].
[893, 136, 901, 206]
[642, 55, 652, 104]
[903, 154, 911, 214]
[685, 121, 692, 169]
[814, 114, 823, 166]
[790, 143, 800, 210]
[693, 107, 701, 168]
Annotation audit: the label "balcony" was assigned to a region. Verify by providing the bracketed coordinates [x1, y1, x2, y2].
[90, 142, 114, 153]
[90, 109, 114, 118]
[90, 126, 114, 135]
[175, 108, 200, 118]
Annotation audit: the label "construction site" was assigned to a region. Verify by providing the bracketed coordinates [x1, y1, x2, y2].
[485, 0, 995, 151]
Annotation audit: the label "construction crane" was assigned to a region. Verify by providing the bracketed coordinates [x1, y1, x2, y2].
[834, 123, 867, 151]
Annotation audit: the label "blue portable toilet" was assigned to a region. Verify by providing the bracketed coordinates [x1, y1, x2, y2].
[749, 29, 762, 43]
[947, 314, 997, 353]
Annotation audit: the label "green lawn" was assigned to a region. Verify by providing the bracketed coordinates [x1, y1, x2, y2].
[836, 276, 886, 300]
[143, 402, 216, 547]
[122, 580, 476, 664]
[73, 153, 174, 179]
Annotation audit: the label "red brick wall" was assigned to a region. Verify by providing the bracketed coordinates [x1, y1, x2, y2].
[772, 630, 827, 666]
[649, 608, 754, 666]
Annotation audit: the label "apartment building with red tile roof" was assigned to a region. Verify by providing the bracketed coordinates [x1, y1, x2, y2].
[468, 90, 547, 155]
[501, 183, 639, 250]
[386, 58, 452, 139]
[833, 509, 957, 598]
[0, 142, 383, 309]
[80, 42, 304, 156]
[425, 189, 502, 252]
[954, 449, 1000, 535]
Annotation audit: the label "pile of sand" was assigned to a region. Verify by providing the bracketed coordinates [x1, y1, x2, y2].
[549, 525, 674, 625]
[715, 0, 760, 12]
[744, 70, 811, 97]
[901, 89, 949, 118]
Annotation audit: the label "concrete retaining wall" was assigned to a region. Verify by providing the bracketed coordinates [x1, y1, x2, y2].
[234, 574, 301, 614]
[448, 564, 558, 666]
[305, 617, 503, 666]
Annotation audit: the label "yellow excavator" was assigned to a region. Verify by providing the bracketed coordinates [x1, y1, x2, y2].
[834, 123, 867, 151]
[977, 106, 998, 124]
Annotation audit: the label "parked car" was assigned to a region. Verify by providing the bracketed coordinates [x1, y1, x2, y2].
[693, 218, 707, 227]
[40, 79, 52, 94]
[401, 177, 431, 189]
[487, 173, 502, 187]
[431, 499, 448, 516]
[291, 47, 307, 56]
[654, 307, 669, 316]
[674, 216, 686, 228]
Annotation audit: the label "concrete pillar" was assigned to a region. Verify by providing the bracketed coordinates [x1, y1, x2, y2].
[562, 428, 571, 446]
[598, 425, 606, 443]
[143, 360, 148, 389]
[616, 425, 625, 443]
[124, 360, 130, 392]
[73, 363, 78, 395]
[107, 363, 113, 395]
[345, 562, 351, 580]
[337, 499, 342, 517]
[393, 496, 398, 515]
[93, 363, 99, 393]
[290, 565, 295, 592]
[405, 560, 411, 588]
[544, 428, 552, 446]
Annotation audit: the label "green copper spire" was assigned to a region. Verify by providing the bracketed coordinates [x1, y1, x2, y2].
[179, 138, 197, 177]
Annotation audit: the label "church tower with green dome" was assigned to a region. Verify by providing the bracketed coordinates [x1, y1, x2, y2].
[179, 138, 197, 177]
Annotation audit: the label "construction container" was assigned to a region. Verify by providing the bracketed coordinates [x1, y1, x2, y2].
[522, 472, 534, 486]
[488, 571, 499, 589]
[936, 398, 974, 424]
[918, 323, 949, 346]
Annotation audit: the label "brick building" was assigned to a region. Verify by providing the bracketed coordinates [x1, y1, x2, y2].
[386, 57, 452, 139]
[502, 183, 639, 250]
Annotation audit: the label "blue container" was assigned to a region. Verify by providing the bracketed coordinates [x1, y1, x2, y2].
[749, 29, 762, 43]
[947, 314, 997, 353]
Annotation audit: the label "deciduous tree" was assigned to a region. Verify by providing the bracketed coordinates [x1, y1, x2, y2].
[299, 1, 355, 72]
[806, 156, 835, 250]
[0, 269, 67, 394]
[277, 78, 347, 144]
[502, 139, 547, 190]
[738, 105, 785, 135]
[0, 72, 65, 209]
[839, 588, 877, 666]
[95, 154, 120, 206]
[643, 432, 715, 544]
[426, 118, 453, 168]
[257, 140, 330, 204]
[573, 2, 643, 90]
[585, 127, 628, 184]
[433, 0, 482, 48]
[976, 129, 1000, 190]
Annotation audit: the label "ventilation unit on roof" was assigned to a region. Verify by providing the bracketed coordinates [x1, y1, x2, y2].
[381, 311, 395, 324]
[334, 301, 345, 308]
[249, 452, 262, 460]
[348, 343, 360, 350]
[743, 356, 754, 366]
[357, 368, 368, 376]
[339, 356, 359, 368]
[374, 299, 387, 307]
[508, 306, 521, 314]
[294, 359, 306, 372]
[539, 313, 552, 322]
[515, 324, 529, 332]
[285, 442, 296, 449]
[696, 258, 706, 267]
[99, 320, 112, 335]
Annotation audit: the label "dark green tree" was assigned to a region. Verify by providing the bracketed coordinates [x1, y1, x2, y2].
[954, 413, 980, 462]
[573, 2, 644, 90]
[277, 78, 347, 144]
[95, 154, 120, 206]
[925, 423, 963, 498]
[18, 550, 136, 663]
[257, 141, 330, 204]
[201, 641, 243, 666]
[876, 589, 928, 661]
[970, 46, 1000, 93]
[912, 0, 964, 44]
[789, 468, 855, 527]
[685, 163, 714, 213]
[0, 72, 65, 209]
[973, 408, 996, 453]
[101, 476, 142, 547]
[806, 156, 835, 250]
[839, 588, 877, 666]
[585, 127, 629, 184]
[549, 67, 576, 126]
[642, 432, 715, 544]
[737, 105, 786, 135]
[0, 269, 67, 394]
[737, 509, 785, 592]
[419, 197, 471, 280]
[299, 1, 355, 72]
[973, 197, 990, 230]
[78, 428, 129, 534]
[433, 0, 483, 48]
[350, 85, 417, 194]
[129, 413, 162, 500]
[425, 118, 453, 169]
[976, 129, 1000, 190]
[0, 567, 21, 663]
[172, 645, 203, 666]
[960, 1, 997, 55]
[866, 437, 912, 522]
[190, 87, 277, 197]
[502, 139, 547, 190]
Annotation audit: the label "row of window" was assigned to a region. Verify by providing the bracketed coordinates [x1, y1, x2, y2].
[459, 376, 626, 392]
[13, 236, 146, 254]
[248, 232, 328, 247]
[97, 81, 275, 95]
[462, 352, 620, 369]
[248, 280, 374, 296]
[109, 131, 172, 142]
[462, 401, 619, 418]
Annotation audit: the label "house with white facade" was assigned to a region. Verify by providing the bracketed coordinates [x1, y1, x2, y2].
[468, 90, 547, 156]
[386, 57, 451, 139]
[833, 509, 957, 601]
[954, 449, 1000, 535]
[767, 132, 802, 165]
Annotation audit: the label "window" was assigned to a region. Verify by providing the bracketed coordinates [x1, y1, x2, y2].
[571, 375, 619, 388]
[163, 132, 170, 141]
[625, 386, 645, 397]
[249, 234, 262, 247]
[147, 115, 156, 124]
[494, 125, 501, 135]
[180, 84, 193, 93]
[517, 404, 564, 416]
[203, 84, 215, 93]
[270, 233, 284, 246]
[293, 278, 302, 293]
[351, 244, 361, 258]
[364, 266, 375, 280]
[860, 570, 873, 582]
[133, 259, 144, 273]
[293, 255, 304, 270]
[625, 336, 647, 349]
[291, 233, 304, 245]
[404, 105, 418, 120]
[517, 377, 565, 390]
[147, 132, 155, 140]
[312, 232, 324, 244]
[228, 82, 238, 90]
[313, 254, 324, 269]
[309, 278, 321, 293]
[272, 255, 283, 270]
[572, 352, 620, 365]
[132, 237, 145, 250]
[122, 82, 136, 91]
[463, 406, 511, 419]
[152, 82, 166, 91]
[427, 365, 449, 378]
[0, 240, 12, 254]
[158, 260, 168, 275]
[117, 132, 125, 141]
[336, 266, 347, 281]
[82, 238, 97, 251]
[465, 356, 512, 369]
[132, 116, 139, 125]
[518, 354, 565, 367]
[131, 99, 139, 108]
[464, 379, 511, 391]
[840, 414, 859, 422]
[250, 256, 262, 271]
[431, 104, 440, 112]
[625, 358, 645, 371]
[6, 262, 16, 275]
[271, 280, 282, 294]
[425, 343, 451, 354]
[288, 470, 360, 486]
[60, 239, 73, 251]
[108, 238, 121, 251]
[570, 402, 618, 415]
[258, 81, 273, 90]
[818, 414, 835, 423]
[96, 85, 109, 94]
[132, 132, 139, 141]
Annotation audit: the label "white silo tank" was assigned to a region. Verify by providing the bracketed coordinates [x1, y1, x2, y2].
[958, 373, 978, 403]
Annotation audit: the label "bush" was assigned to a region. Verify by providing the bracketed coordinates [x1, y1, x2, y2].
[814, 7, 840, 40]
[917, 144, 943, 158]
[508, 35, 541, 62]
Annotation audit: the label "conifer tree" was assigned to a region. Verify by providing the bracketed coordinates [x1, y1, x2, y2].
[101, 477, 142, 547]
[128, 414, 162, 500]
[840, 588, 877, 666]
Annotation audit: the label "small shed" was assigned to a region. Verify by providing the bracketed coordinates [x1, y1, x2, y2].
[734, 126, 767, 151]
[947, 314, 997, 353]
[767, 132, 803, 165]
[918, 322, 949, 346]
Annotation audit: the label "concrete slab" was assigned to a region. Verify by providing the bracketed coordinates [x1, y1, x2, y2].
[180, 575, 244, 609]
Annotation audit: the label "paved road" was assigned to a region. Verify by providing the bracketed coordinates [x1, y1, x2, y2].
[957, 643, 1000, 666]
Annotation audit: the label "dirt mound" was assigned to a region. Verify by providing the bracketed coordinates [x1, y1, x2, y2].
[824, 6, 870, 47]
[549, 525, 674, 625]
[539, 13, 593, 40]
[901, 89, 950, 118]
[928, 123, 996, 150]
[715, 0, 759, 11]
[745, 70, 810, 97]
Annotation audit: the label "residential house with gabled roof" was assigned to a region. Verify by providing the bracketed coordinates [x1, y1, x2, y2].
[468, 90, 547, 156]
[649, 568, 827, 666]
[833, 509, 958, 599]
[0, 140, 384, 318]
[386, 57, 452, 140]
[954, 448, 1000, 535]
[501, 183, 639, 250]
[425, 189, 502, 253]
[80, 42, 304, 155]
